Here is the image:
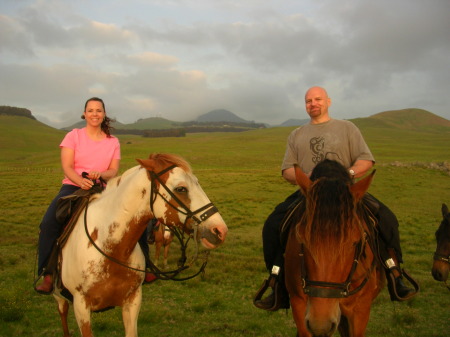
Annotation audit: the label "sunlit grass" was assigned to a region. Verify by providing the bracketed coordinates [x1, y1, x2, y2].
[0, 117, 449, 336]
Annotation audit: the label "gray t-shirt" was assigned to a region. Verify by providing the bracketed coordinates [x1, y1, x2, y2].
[281, 119, 374, 174]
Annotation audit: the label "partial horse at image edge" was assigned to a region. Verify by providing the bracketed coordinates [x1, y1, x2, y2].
[284, 161, 383, 337]
[432, 203, 450, 287]
[51, 153, 228, 337]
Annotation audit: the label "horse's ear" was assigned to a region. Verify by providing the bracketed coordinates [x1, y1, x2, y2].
[294, 164, 311, 195]
[136, 158, 154, 170]
[442, 203, 449, 218]
[350, 170, 376, 201]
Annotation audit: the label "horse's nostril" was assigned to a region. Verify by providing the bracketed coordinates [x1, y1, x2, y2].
[213, 227, 221, 237]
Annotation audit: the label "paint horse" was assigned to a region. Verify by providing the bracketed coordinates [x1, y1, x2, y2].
[432, 203, 450, 286]
[152, 222, 174, 268]
[53, 153, 228, 337]
[284, 160, 383, 337]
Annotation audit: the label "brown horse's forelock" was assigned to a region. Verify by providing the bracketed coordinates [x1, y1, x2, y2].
[148, 153, 192, 173]
[298, 177, 361, 262]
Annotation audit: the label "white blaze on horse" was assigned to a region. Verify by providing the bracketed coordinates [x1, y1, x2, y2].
[53, 153, 228, 337]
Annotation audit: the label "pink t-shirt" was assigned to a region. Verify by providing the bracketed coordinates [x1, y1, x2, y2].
[59, 128, 121, 186]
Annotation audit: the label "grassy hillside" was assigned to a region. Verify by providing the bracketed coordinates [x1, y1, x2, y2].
[0, 114, 449, 337]
[366, 108, 450, 132]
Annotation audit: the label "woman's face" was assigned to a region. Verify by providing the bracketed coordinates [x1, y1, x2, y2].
[84, 100, 105, 128]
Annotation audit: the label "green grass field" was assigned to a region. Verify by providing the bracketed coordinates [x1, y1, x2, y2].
[0, 115, 449, 337]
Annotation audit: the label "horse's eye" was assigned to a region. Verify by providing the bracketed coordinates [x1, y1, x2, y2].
[175, 186, 188, 193]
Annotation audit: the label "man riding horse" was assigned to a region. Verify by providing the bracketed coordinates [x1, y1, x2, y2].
[254, 86, 418, 311]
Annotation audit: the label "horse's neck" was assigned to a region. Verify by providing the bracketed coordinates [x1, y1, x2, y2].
[91, 167, 152, 251]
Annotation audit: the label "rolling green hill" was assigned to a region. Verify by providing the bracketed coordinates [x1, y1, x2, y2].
[2, 108, 449, 169]
[351, 108, 450, 131]
[0, 115, 65, 167]
[1, 109, 449, 337]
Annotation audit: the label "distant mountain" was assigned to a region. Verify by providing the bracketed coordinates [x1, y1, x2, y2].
[9, 104, 450, 134]
[196, 109, 253, 123]
[62, 119, 128, 131]
[278, 119, 309, 127]
[117, 117, 181, 130]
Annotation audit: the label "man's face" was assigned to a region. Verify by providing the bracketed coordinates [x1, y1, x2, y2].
[305, 88, 331, 119]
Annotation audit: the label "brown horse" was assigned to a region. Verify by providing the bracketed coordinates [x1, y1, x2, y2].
[152, 222, 174, 268]
[284, 160, 383, 337]
[432, 203, 450, 285]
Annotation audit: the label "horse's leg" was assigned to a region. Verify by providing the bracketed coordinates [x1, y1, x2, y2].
[337, 315, 350, 337]
[290, 295, 311, 337]
[55, 296, 70, 337]
[154, 242, 161, 267]
[122, 287, 142, 337]
[73, 296, 94, 337]
[163, 243, 170, 268]
[345, 306, 372, 337]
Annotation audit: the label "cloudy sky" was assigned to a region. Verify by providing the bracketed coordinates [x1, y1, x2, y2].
[1, 0, 449, 127]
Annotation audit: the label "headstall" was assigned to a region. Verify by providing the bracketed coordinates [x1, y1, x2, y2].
[299, 232, 376, 298]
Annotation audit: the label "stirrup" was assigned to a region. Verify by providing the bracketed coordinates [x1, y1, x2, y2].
[387, 268, 420, 301]
[253, 276, 284, 311]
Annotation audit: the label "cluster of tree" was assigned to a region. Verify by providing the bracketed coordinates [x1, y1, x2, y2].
[183, 126, 260, 133]
[0, 106, 36, 120]
[113, 128, 186, 138]
[112, 121, 267, 137]
[143, 129, 186, 138]
[182, 121, 266, 129]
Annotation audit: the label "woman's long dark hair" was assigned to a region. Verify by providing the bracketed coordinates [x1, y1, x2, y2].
[82, 97, 115, 137]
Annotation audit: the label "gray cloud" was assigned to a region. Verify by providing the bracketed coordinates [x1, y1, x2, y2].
[0, 0, 449, 128]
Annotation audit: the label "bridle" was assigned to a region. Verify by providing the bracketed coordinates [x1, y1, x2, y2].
[149, 165, 218, 231]
[433, 217, 450, 265]
[299, 232, 376, 298]
[83, 164, 219, 281]
[433, 252, 450, 264]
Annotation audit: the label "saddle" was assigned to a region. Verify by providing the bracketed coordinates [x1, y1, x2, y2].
[41, 183, 104, 298]
[254, 192, 419, 309]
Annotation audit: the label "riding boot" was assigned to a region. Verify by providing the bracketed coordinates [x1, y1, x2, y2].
[138, 229, 158, 284]
[35, 274, 53, 295]
[385, 249, 418, 301]
[253, 265, 289, 311]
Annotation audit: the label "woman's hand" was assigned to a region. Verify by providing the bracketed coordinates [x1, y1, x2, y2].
[87, 171, 101, 180]
[80, 176, 94, 190]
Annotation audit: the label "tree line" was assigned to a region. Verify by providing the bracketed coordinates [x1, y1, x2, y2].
[0, 106, 36, 120]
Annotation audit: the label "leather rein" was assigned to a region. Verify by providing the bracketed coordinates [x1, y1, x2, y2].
[83, 164, 219, 281]
[299, 232, 377, 298]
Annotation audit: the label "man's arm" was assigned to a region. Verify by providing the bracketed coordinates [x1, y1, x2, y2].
[348, 159, 374, 178]
[282, 167, 300, 185]
[282, 159, 374, 185]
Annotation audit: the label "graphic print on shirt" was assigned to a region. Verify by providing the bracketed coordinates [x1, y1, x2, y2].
[309, 137, 341, 165]
[310, 136, 325, 165]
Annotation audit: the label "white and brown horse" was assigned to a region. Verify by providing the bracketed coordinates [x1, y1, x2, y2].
[53, 153, 228, 337]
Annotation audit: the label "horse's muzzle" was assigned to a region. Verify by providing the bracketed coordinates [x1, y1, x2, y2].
[200, 224, 227, 248]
